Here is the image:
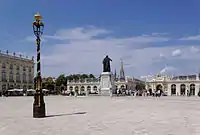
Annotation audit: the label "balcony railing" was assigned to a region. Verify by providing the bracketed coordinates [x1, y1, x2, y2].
[29, 80, 33, 83]
[2, 79, 7, 82]
[16, 80, 21, 83]
[9, 79, 14, 82]
[23, 80, 27, 83]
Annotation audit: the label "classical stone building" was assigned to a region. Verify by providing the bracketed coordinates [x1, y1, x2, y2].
[67, 60, 141, 95]
[145, 73, 200, 96]
[67, 77, 135, 95]
[0, 50, 34, 92]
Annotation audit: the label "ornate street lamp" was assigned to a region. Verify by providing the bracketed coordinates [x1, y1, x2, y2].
[32, 13, 46, 118]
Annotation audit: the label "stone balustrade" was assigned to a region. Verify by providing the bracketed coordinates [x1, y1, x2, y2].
[0, 50, 34, 62]
[68, 78, 127, 84]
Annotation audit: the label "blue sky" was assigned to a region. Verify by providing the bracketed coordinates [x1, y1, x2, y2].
[1, 0, 200, 78]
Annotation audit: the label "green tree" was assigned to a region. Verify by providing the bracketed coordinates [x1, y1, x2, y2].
[89, 74, 95, 78]
[81, 74, 89, 79]
[45, 77, 55, 90]
[56, 74, 66, 86]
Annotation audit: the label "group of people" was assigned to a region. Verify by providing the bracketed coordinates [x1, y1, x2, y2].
[116, 89, 166, 97]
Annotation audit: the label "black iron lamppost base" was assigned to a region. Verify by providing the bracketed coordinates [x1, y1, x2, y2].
[33, 93, 46, 118]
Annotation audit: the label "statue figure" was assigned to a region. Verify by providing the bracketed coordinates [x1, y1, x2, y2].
[103, 55, 112, 72]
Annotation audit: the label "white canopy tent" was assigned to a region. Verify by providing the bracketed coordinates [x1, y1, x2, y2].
[7, 89, 23, 92]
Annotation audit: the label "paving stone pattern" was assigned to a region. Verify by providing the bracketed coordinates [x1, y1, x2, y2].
[0, 96, 200, 135]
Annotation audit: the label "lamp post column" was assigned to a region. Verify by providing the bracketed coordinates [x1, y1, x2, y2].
[32, 13, 46, 118]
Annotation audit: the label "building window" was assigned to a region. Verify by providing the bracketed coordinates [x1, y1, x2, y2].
[69, 86, 73, 91]
[180, 84, 186, 96]
[16, 72, 21, 83]
[87, 86, 91, 93]
[9, 71, 14, 82]
[28, 74, 33, 83]
[171, 84, 176, 95]
[16, 85, 20, 89]
[28, 85, 32, 89]
[9, 85, 14, 90]
[23, 66, 26, 71]
[10, 64, 13, 69]
[93, 86, 97, 93]
[17, 65, 20, 70]
[2, 84, 6, 91]
[29, 67, 31, 72]
[190, 84, 195, 96]
[2, 63, 5, 68]
[23, 73, 26, 83]
[2, 71, 6, 82]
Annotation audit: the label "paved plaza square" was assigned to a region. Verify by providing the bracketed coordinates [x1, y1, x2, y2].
[1, 96, 200, 135]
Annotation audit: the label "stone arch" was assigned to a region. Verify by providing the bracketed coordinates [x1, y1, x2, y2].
[180, 84, 186, 96]
[80, 86, 85, 95]
[190, 84, 195, 96]
[156, 84, 163, 91]
[156, 84, 163, 94]
[87, 86, 91, 94]
[148, 88, 152, 95]
[171, 84, 176, 95]
[93, 86, 97, 93]
[121, 85, 125, 90]
[69, 86, 73, 91]
[75, 86, 79, 92]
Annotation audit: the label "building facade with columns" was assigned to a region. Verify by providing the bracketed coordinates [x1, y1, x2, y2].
[0, 50, 34, 92]
[67, 60, 140, 95]
[145, 73, 200, 96]
[67, 76, 136, 95]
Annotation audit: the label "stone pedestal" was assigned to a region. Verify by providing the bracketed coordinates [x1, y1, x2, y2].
[33, 92, 46, 118]
[100, 72, 115, 96]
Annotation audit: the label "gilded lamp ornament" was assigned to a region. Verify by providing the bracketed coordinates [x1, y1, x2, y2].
[32, 13, 44, 38]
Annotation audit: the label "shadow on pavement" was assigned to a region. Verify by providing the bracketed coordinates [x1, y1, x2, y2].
[45, 112, 87, 118]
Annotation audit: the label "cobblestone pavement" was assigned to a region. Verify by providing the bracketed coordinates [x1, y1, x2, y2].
[1, 96, 200, 135]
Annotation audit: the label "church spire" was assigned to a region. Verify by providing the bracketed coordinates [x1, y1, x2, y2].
[114, 69, 117, 80]
[120, 59, 125, 80]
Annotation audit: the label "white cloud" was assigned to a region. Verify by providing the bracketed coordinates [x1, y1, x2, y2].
[172, 49, 181, 57]
[179, 35, 200, 41]
[152, 32, 168, 36]
[160, 66, 176, 74]
[26, 26, 200, 78]
[44, 26, 111, 41]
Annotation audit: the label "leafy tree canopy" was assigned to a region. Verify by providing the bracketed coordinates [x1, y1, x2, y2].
[56, 74, 66, 86]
